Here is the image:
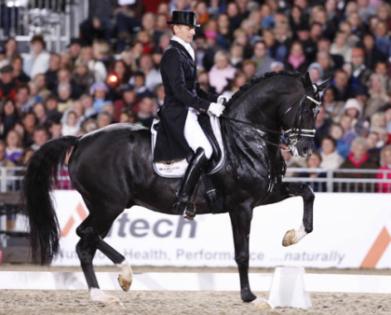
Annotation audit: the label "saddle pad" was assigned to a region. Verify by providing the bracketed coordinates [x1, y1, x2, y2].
[151, 115, 225, 178]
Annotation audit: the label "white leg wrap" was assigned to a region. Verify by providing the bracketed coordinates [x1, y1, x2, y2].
[90, 288, 120, 304]
[117, 260, 133, 292]
[295, 224, 307, 243]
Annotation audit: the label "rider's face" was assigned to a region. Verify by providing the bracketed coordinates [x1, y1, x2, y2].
[173, 25, 195, 43]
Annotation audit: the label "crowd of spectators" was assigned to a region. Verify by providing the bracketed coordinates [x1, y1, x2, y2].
[0, 0, 390, 192]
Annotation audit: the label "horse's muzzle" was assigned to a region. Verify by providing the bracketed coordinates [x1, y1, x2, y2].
[296, 139, 315, 157]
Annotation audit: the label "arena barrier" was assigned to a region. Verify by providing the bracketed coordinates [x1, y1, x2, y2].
[42, 191, 391, 269]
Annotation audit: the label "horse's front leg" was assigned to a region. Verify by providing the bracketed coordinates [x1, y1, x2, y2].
[229, 208, 256, 303]
[281, 182, 314, 246]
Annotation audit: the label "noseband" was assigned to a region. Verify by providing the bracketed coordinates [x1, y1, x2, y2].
[283, 95, 321, 140]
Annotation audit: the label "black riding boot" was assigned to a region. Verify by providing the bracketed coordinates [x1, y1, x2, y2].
[176, 148, 209, 220]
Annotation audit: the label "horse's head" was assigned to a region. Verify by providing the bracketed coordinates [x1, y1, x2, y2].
[280, 72, 329, 157]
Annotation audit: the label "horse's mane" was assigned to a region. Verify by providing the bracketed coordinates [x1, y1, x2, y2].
[225, 71, 302, 109]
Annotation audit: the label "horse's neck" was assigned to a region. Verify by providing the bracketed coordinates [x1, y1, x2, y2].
[225, 95, 280, 132]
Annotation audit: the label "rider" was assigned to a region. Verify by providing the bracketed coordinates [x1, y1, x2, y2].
[157, 10, 225, 219]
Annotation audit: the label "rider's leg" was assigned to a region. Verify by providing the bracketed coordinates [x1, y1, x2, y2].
[176, 109, 213, 219]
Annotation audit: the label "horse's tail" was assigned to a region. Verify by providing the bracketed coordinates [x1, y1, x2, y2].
[23, 136, 78, 264]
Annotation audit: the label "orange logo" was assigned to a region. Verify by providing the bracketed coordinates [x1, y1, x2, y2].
[61, 202, 88, 237]
[361, 227, 391, 268]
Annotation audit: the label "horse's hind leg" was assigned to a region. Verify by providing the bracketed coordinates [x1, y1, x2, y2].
[76, 204, 132, 303]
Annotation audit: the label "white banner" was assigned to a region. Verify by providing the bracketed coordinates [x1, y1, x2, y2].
[52, 191, 391, 268]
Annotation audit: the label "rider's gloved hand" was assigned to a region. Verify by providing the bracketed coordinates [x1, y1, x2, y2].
[217, 95, 227, 105]
[208, 102, 225, 117]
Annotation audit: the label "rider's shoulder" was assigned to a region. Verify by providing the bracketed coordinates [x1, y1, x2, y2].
[162, 45, 181, 61]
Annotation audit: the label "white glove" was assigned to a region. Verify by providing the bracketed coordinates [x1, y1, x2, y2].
[217, 95, 227, 104]
[208, 102, 225, 117]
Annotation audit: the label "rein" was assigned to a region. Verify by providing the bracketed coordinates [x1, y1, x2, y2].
[221, 95, 320, 150]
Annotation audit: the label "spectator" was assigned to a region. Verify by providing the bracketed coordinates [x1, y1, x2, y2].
[320, 136, 344, 170]
[73, 63, 95, 95]
[252, 40, 274, 77]
[229, 42, 244, 68]
[138, 54, 162, 91]
[365, 73, 390, 118]
[0, 65, 17, 101]
[32, 102, 47, 125]
[11, 55, 30, 84]
[57, 83, 74, 113]
[241, 59, 257, 81]
[362, 32, 387, 70]
[285, 41, 308, 73]
[343, 98, 363, 123]
[67, 38, 82, 67]
[48, 120, 62, 139]
[62, 110, 80, 136]
[337, 137, 378, 192]
[77, 45, 107, 83]
[96, 111, 112, 129]
[0, 140, 15, 167]
[208, 50, 236, 93]
[45, 96, 62, 123]
[90, 82, 111, 114]
[298, 152, 327, 192]
[350, 47, 372, 93]
[5, 129, 23, 164]
[376, 145, 391, 193]
[0, 99, 19, 136]
[22, 35, 50, 78]
[322, 87, 344, 120]
[136, 96, 156, 128]
[129, 71, 153, 98]
[21, 112, 37, 147]
[308, 62, 323, 85]
[331, 69, 352, 101]
[45, 53, 61, 93]
[80, 94, 95, 118]
[4, 37, 18, 61]
[329, 122, 350, 158]
[330, 31, 352, 64]
[114, 84, 137, 122]
[30, 126, 49, 151]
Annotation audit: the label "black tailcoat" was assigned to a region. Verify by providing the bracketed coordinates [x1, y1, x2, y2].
[154, 40, 217, 162]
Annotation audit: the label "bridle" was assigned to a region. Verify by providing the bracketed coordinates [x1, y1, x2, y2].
[221, 94, 321, 151]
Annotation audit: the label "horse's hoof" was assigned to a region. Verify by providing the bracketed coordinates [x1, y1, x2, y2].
[118, 274, 132, 292]
[282, 229, 297, 247]
[241, 290, 257, 303]
[252, 297, 272, 310]
[90, 288, 121, 305]
[117, 262, 133, 292]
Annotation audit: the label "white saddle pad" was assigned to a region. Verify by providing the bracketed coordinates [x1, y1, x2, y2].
[151, 115, 225, 178]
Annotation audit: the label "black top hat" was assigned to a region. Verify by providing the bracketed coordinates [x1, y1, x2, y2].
[167, 11, 200, 27]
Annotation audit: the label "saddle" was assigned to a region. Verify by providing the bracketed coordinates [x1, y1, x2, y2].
[151, 114, 225, 178]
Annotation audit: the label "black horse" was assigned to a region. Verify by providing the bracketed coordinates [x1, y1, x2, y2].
[24, 72, 327, 304]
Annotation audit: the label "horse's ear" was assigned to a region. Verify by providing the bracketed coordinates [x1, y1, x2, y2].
[316, 78, 331, 92]
[301, 72, 312, 90]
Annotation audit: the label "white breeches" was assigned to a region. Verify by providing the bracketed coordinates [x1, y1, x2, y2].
[184, 108, 213, 159]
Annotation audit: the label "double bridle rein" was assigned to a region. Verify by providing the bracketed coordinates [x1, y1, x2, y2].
[221, 94, 321, 150]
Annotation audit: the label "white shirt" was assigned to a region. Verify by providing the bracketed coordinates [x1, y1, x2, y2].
[171, 35, 195, 61]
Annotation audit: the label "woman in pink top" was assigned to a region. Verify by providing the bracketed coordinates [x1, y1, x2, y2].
[208, 50, 236, 93]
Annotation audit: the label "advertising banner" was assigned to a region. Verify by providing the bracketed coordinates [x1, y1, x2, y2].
[52, 191, 391, 268]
